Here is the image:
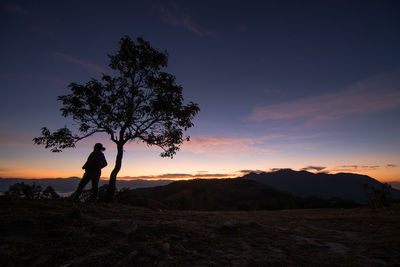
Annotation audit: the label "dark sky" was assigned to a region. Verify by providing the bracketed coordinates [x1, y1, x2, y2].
[1, 0, 400, 181]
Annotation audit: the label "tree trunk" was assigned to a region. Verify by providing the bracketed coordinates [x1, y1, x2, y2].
[106, 142, 124, 202]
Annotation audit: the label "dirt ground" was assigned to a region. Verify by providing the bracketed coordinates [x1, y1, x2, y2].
[0, 199, 399, 266]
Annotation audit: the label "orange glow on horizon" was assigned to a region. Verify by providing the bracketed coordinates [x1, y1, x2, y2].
[2, 168, 398, 183]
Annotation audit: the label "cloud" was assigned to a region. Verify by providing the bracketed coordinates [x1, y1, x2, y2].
[53, 52, 106, 74]
[2, 3, 27, 14]
[182, 136, 271, 154]
[248, 70, 400, 125]
[120, 172, 235, 180]
[192, 173, 234, 178]
[120, 169, 280, 180]
[269, 168, 286, 172]
[0, 133, 33, 148]
[332, 165, 380, 172]
[301, 166, 326, 172]
[181, 132, 339, 155]
[238, 169, 264, 174]
[156, 2, 214, 37]
[0, 167, 10, 174]
[386, 164, 398, 168]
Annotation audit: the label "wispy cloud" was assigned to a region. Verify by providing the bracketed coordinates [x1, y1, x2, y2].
[249, 70, 400, 125]
[0, 167, 11, 174]
[2, 3, 27, 14]
[126, 164, 389, 180]
[53, 52, 106, 74]
[332, 165, 380, 172]
[182, 136, 271, 154]
[386, 164, 398, 168]
[238, 169, 264, 174]
[270, 168, 285, 172]
[301, 166, 326, 172]
[0, 133, 33, 148]
[156, 2, 214, 37]
[120, 172, 235, 180]
[181, 133, 336, 154]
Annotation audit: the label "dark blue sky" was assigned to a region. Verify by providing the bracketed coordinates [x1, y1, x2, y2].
[1, 0, 400, 181]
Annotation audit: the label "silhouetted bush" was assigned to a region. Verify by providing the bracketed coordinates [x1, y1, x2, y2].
[41, 186, 60, 199]
[5, 182, 59, 200]
[363, 183, 393, 208]
[78, 184, 110, 202]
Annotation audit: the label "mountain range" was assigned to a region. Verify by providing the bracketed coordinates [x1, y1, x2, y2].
[243, 169, 400, 204]
[1, 169, 399, 205]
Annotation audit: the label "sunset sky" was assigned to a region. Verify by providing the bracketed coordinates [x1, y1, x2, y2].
[1, 1, 400, 182]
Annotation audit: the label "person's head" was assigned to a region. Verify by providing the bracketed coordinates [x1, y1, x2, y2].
[94, 143, 106, 152]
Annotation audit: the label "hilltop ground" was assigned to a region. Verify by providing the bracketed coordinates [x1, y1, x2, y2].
[1, 199, 399, 266]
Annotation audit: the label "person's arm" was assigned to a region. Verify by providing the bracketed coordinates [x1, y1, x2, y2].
[83, 153, 95, 170]
[100, 153, 107, 169]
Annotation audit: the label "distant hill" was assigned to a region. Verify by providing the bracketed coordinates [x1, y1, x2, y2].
[243, 169, 400, 204]
[389, 181, 400, 190]
[0, 177, 173, 194]
[117, 178, 358, 210]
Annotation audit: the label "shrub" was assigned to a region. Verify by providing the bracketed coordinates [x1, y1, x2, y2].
[5, 182, 59, 200]
[363, 183, 393, 208]
[42, 186, 60, 199]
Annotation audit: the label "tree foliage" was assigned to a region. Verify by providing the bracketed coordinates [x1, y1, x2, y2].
[34, 36, 199, 157]
[34, 36, 200, 200]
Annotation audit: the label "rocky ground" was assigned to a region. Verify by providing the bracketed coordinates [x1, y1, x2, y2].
[0, 198, 399, 266]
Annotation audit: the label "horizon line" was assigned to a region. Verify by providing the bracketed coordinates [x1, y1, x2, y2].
[1, 169, 399, 183]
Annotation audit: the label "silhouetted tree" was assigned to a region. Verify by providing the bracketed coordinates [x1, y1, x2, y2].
[33, 36, 200, 201]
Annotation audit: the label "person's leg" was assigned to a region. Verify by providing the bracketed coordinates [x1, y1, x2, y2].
[90, 172, 101, 202]
[72, 172, 91, 200]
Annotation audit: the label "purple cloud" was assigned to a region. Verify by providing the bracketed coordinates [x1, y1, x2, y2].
[156, 2, 214, 37]
[248, 70, 400, 125]
[386, 164, 398, 168]
[53, 52, 106, 74]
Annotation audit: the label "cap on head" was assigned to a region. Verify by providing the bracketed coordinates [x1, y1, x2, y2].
[94, 143, 106, 151]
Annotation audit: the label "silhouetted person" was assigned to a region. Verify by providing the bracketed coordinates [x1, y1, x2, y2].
[72, 143, 107, 202]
